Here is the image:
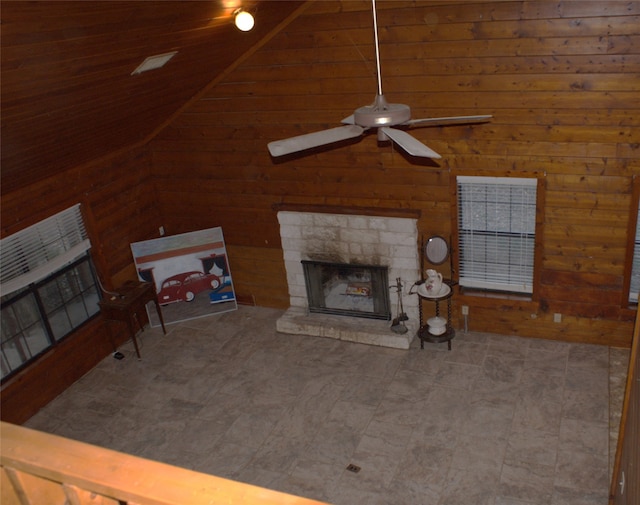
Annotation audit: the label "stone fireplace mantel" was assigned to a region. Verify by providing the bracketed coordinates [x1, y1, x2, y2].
[272, 203, 421, 220]
[275, 209, 421, 349]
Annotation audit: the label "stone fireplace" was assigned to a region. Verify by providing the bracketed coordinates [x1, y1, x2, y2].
[275, 209, 420, 349]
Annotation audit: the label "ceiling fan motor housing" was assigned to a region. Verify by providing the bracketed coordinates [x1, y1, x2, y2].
[354, 94, 411, 128]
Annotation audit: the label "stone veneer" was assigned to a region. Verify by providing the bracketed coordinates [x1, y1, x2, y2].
[275, 211, 421, 349]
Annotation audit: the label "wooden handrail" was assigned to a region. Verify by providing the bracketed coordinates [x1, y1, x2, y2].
[0, 421, 331, 505]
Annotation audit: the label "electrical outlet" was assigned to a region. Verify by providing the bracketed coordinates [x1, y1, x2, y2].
[159, 226, 165, 236]
[461, 305, 469, 315]
[553, 313, 562, 323]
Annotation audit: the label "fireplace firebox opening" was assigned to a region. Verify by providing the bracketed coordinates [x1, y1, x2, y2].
[302, 260, 391, 320]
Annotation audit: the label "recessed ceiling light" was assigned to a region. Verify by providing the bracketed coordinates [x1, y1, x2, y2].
[131, 51, 178, 75]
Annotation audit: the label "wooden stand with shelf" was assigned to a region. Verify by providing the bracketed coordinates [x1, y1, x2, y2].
[98, 280, 166, 359]
[416, 280, 455, 350]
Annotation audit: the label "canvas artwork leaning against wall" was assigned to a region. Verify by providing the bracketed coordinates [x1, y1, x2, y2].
[130, 227, 237, 326]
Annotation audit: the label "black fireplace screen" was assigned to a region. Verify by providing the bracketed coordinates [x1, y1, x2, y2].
[302, 260, 391, 320]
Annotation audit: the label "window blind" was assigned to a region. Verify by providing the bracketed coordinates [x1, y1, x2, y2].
[457, 176, 537, 294]
[0, 204, 91, 297]
[629, 200, 640, 303]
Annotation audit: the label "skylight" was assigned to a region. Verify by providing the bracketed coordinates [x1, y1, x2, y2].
[131, 51, 178, 75]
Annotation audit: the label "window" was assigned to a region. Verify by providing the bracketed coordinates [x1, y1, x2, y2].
[1, 205, 100, 381]
[629, 199, 640, 303]
[457, 176, 538, 294]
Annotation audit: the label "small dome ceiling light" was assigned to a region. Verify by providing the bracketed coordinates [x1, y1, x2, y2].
[234, 9, 254, 31]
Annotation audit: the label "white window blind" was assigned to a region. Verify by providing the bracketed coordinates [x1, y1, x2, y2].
[629, 199, 640, 303]
[457, 176, 537, 294]
[0, 204, 91, 297]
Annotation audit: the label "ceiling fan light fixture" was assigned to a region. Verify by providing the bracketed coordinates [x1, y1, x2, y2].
[354, 97, 411, 127]
[234, 9, 254, 31]
[377, 129, 390, 141]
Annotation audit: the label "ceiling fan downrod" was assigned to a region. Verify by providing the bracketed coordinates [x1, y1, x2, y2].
[372, 0, 384, 97]
[354, 0, 412, 129]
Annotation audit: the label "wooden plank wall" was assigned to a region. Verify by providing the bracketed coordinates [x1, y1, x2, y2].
[0, 147, 159, 287]
[0, 1, 305, 196]
[0, 148, 162, 424]
[150, 0, 639, 347]
[609, 311, 639, 503]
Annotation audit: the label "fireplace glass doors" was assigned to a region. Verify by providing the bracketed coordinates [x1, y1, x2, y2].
[301, 260, 391, 320]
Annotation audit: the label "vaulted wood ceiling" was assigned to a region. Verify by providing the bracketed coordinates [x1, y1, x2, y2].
[0, 0, 307, 195]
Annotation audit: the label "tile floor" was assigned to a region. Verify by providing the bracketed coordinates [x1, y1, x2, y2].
[25, 306, 630, 505]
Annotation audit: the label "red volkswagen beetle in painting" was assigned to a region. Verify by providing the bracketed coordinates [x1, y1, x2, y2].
[157, 271, 221, 305]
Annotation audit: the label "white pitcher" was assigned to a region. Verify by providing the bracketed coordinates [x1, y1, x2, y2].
[425, 269, 443, 295]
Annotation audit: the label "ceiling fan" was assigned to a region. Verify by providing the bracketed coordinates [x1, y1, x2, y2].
[268, 0, 491, 160]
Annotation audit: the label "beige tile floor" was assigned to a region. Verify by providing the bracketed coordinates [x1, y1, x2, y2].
[25, 305, 630, 505]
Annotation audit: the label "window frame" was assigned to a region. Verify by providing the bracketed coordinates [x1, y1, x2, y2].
[624, 176, 640, 306]
[1, 203, 102, 382]
[453, 174, 544, 299]
[1, 252, 101, 381]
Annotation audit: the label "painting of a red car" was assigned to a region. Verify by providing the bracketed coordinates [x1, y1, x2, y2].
[157, 271, 221, 305]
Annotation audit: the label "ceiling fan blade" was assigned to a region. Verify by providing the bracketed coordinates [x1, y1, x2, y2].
[268, 125, 365, 157]
[380, 127, 441, 159]
[405, 115, 493, 127]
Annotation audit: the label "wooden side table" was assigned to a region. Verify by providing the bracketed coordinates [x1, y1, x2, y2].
[98, 281, 166, 359]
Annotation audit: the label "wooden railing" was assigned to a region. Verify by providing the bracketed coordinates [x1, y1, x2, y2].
[610, 312, 639, 505]
[0, 421, 330, 505]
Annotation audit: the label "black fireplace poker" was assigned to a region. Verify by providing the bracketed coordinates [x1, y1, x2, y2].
[390, 277, 408, 334]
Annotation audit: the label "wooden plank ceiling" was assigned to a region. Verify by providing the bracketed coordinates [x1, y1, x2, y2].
[0, 0, 306, 195]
